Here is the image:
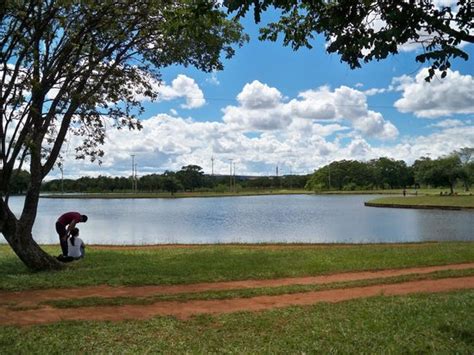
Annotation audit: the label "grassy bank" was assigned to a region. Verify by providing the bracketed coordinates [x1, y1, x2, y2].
[1, 243, 473, 353]
[366, 195, 474, 210]
[39, 187, 472, 199]
[1, 242, 473, 291]
[40, 190, 311, 199]
[1, 290, 472, 353]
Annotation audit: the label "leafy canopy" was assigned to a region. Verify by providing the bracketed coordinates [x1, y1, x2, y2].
[1, 0, 247, 192]
[225, 0, 473, 81]
[0, 0, 246, 270]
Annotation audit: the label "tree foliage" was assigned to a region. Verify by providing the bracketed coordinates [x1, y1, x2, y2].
[225, 0, 473, 80]
[305, 152, 472, 192]
[0, 0, 246, 270]
[414, 155, 465, 194]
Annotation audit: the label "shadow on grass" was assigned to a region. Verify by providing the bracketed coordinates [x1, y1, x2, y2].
[438, 325, 474, 346]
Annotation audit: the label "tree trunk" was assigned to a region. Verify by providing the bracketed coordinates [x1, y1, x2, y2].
[1, 208, 62, 271]
[1, 174, 63, 271]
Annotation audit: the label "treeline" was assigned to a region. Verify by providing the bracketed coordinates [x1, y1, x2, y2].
[41, 165, 309, 193]
[306, 149, 474, 193]
[8, 148, 474, 195]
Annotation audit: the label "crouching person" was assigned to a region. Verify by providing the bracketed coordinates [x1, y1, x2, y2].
[57, 228, 85, 263]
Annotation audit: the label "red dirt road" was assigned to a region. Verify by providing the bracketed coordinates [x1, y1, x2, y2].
[0, 263, 473, 326]
[1, 263, 472, 308]
[0, 276, 473, 326]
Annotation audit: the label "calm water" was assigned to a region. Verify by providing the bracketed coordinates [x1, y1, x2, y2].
[2, 195, 473, 245]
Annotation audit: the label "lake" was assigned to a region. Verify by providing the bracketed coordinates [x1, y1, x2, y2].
[2, 194, 473, 245]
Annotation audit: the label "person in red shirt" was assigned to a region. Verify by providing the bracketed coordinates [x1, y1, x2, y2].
[56, 212, 88, 256]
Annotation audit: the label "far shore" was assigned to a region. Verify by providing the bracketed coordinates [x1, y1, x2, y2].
[365, 195, 474, 210]
[37, 188, 472, 200]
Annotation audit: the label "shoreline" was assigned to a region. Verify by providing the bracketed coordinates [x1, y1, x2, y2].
[364, 202, 474, 211]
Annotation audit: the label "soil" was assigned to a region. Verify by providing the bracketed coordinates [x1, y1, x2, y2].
[0, 263, 473, 326]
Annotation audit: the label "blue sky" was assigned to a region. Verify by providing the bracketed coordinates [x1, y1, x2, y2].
[58, 6, 474, 179]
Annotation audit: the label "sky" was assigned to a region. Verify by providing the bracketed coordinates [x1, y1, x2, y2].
[54, 5, 474, 179]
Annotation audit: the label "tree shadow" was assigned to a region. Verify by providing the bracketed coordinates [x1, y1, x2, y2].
[438, 325, 474, 345]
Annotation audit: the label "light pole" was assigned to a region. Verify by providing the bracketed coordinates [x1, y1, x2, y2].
[328, 163, 331, 190]
[60, 163, 64, 194]
[233, 161, 236, 192]
[131, 154, 135, 192]
[229, 159, 233, 192]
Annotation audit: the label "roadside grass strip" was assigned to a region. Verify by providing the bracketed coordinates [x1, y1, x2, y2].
[1, 290, 472, 354]
[1, 242, 473, 291]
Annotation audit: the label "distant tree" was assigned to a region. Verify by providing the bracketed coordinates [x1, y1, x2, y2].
[225, 0, 473, 80]
[0, 1, 246, 270]
[176, 165, 204, 191]
[8, 170, 31, 194]
[414, 155, 464, 194]
[454, 147, 474, 191]
[371, 157, 410, 189]
[162, 172, 182, 196]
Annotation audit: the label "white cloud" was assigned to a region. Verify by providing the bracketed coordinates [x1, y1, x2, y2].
[394, 69, 474, 118]
[159, 74, 205, 109]
[44, 76, 473, 180]
[53, 111, 473, 180]
[224, 82, 398, 140]
[236, 80, 283, 109]
[429, 119, 466, 128]
[206, 71, 220, 86]
[133, 74, 205, 109]
[364, 88, 387, 96]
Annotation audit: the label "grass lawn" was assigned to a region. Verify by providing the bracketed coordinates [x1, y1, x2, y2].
[1, 242, 473, 291]
[1, 243, 473, 353]
[366, 195, 474, 209]
[0, 290, 472, 353]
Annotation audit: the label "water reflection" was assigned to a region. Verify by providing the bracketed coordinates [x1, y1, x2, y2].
[2, 195, 473, 245]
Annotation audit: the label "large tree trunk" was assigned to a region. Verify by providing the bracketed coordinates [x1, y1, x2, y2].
[1, 176, 63, 271]
[2, 211, 62, 271]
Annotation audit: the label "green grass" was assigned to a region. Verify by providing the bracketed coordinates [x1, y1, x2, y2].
[366, 195, 474, 209]
[40, 187, 472, 199]
[323, 188, 471, 195]
[40, 268, 474, 309]
[0, 242, 473, 291]
[0, 290, 472, 353]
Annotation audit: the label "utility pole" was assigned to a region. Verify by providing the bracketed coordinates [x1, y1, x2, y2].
[131, 154, 136, 192]
[134, 163, 138, 192]
[233, 161, 236, 192]
[229, 159, 233, 192]
[60, 163, 64, 195]
[211, 156, 215, 176]
[328, 163, 331, 190]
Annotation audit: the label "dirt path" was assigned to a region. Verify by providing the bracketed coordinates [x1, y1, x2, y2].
[1, 276, 473, 326]
[0, 263, 473, 326]
[0, 263, 472, 308]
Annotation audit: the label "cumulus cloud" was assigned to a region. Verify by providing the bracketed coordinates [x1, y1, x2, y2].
[54, 110, 473, 180]
[45, 74, 472, 180]
[133, 74, 205, 109]
[157, 74, 205, 109]
[237, 80, 283, 109]
[429, 119, 466, 128]
[393, 69, 474, 118]
[223, 80, 290, 130]
[223, 81, 398, 140]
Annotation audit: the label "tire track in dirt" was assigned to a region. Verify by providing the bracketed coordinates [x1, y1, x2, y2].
[0, 263, 472, 308]
[1, 276, 473, 326]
